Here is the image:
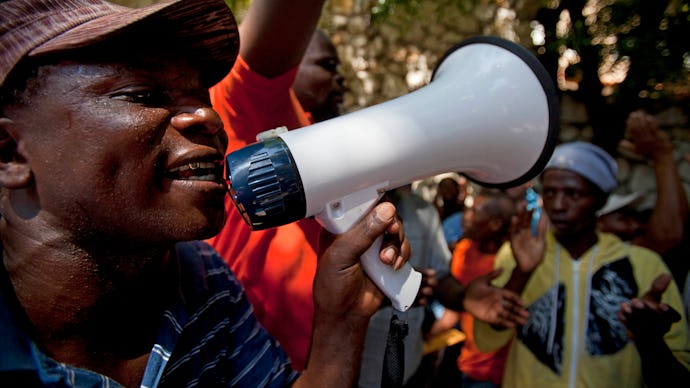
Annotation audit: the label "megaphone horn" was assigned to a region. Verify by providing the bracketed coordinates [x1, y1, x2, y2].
[227, 36, 560, 311]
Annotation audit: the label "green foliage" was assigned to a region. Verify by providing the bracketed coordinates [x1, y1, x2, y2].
[364, 0, 690, 146]
[556, 1, 686, 97]
[529, 0, 690, 149]
[605, 0, 688, 102]
[370, 0, 478, 23]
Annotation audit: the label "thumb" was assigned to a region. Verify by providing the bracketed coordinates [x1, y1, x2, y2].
[644, 273, 672, 303]
[322, 202, 397, 258]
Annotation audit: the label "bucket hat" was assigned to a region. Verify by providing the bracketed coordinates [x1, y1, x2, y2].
[0, 0, 239, 87]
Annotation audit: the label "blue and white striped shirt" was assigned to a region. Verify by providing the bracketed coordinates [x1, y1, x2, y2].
[0, 241, 300, 387]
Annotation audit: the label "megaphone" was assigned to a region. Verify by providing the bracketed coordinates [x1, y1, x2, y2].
[226, 36, 559, 312]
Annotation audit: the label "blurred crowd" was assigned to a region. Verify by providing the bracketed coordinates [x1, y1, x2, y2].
[406, 109, 690, 388]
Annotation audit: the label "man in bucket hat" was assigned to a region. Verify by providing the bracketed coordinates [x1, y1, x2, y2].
[0, 0, 411, 386]
[474, 141, 690, 387]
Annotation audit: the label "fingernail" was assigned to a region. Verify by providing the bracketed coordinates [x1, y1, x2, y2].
[383, 247, 396, 263]
[375, 203, 395, 223]
[393, 255, 404, 271]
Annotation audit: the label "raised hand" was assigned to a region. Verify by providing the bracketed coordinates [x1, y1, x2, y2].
[623, 110, 673, 160]
[463, 269, 529, 328]
[509, 205, 547, 274]
[616, 273, 690, 388]
[618, 273, 681, 343]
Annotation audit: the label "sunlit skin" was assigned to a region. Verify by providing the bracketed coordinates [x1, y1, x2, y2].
[3, 56, 229, 249]
[462, 193, 514, 256]
[462, 195, 494, 241]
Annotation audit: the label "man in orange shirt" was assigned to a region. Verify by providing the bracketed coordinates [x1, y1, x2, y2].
[430, 189, 515, 387]
[207, 0, 330, 370]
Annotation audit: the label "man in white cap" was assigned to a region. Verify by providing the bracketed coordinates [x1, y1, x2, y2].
[474, 141, 690, 387]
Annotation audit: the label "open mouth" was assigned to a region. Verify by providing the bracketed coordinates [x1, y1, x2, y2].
[163, 160, 224, 182]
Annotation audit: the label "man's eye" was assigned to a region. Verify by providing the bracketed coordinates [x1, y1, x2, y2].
[565, 190, 582, 200]
[115, 89, 166, 105]
[318, 59, 338, 73]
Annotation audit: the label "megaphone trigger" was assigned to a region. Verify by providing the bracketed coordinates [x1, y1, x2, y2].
[313, 185, 421, 312]
[317, 183, 389, 233]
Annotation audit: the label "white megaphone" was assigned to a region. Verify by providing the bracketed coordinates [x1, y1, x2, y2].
[226, 36, 559, 312]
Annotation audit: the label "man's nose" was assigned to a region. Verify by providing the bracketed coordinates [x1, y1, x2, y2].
[334, 72, 345, 88]
[551, 193, 567, 210]
[171, 107, 223, 135]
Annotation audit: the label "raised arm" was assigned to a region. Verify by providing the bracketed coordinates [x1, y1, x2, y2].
[624, 110, 689, 254]
[210, 0, 328, 147]
[239, 0, 327, 78]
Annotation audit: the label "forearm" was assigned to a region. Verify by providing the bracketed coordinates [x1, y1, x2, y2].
[295, 315, 369, 387]
[434, 274, 465, 311]
[239, 0, 327, 78]
[503, 267, 532, 295]
[640, 152, 689, 252]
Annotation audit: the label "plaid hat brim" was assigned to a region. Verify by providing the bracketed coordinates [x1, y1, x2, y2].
[1, 0, 239, 87]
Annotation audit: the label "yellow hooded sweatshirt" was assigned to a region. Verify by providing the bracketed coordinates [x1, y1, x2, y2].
[475, 232, 690, 388]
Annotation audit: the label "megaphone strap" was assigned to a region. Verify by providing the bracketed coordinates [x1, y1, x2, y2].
[381, 313, 409, 388]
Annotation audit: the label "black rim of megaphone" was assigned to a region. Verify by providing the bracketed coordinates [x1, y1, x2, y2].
[431, 35, 560, 190]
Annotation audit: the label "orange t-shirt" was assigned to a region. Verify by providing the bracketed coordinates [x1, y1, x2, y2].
[207, 55, 320, 371]
[451, 238, 509, 385]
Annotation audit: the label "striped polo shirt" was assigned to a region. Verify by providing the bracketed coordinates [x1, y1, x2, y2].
[0, 241, 300, 387]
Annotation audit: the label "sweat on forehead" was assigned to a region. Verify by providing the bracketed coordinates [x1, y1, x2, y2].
[543, 141, 618, 193]
[0, 0, 240, 89]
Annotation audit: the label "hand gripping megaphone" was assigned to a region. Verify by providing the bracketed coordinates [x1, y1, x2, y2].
[226, 36, 559, 312]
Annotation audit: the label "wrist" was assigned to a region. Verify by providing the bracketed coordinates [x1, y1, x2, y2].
[512, 266, 533, 279]
[504, 266, 533, 295]
[652, 149, 674, 164]
[312, 309, 370, 337]
[633, 335, 667, 355]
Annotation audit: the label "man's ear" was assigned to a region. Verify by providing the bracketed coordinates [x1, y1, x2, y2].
[0, 117, 32, 189]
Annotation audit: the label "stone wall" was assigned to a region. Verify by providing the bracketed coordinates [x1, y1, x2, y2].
[322, 0, 536, 111]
